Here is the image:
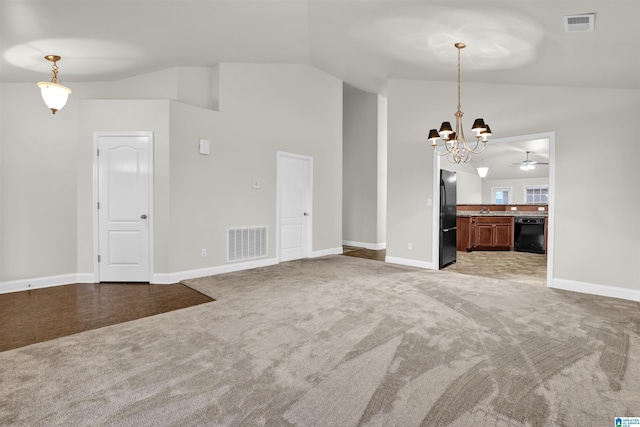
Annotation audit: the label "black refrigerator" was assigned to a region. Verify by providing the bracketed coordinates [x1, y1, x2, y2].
[439, 169, 457, 268]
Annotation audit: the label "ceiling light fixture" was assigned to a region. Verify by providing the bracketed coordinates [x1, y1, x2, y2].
[428, 43, 492, 163]
[520, 162, 535, 171]
[477, 153, 489, 178]
[520, 151, 537, 171]
[37, 55, 72, 114]
[477, 166, 489, 178]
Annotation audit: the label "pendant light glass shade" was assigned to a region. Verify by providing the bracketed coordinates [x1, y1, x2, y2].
[37, 82, 72, 114]
[37, 55, 72, 114]
[477, 166, 489, 178]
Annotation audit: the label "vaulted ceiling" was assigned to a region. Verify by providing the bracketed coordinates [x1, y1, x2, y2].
[2, 0, 639, 94]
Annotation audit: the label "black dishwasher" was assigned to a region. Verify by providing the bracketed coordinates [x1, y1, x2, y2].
[514, 217, 546, 254]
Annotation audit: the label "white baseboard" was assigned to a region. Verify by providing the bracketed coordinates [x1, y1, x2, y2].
[0, 273, 80, 294]
[0, 259, 280, 292]
[551, 278, 640, 302]
[153, 257, 279, 284]
[76, 273, 97, 283]
[385, 256, 436, 270]
[310, 247, 343, 258]
[342, 240, 386, 250]
[5, 262, 636, 304]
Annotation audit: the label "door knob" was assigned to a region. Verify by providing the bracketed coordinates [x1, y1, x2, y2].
[140, 214, 148, 219]
[303, 212, 309, 216]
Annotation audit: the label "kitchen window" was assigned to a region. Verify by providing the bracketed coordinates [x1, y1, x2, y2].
[492, 187, 512, 204]
[525, 185, 549, 204]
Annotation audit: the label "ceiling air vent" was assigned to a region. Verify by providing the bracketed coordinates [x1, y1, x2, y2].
[563, 14, 595, 33]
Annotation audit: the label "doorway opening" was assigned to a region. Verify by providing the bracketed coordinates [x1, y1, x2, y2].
[435, 131, 555, 287]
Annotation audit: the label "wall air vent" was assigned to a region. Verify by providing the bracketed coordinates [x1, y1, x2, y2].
[563, 14, 595, 33]
[227, 226, 267, 262]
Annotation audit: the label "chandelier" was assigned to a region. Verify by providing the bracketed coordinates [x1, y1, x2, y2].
[37, 55, 72, 114]
[428, 43, 492, 163]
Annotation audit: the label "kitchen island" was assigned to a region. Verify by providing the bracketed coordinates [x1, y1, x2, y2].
[456, 204, 548, 253]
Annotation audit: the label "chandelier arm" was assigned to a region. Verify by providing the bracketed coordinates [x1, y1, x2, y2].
[432, 146, 452, 157]
[463, 137, 481, 153]
[472, 142, 487, 156]
[452, 151, 462, 164]
[430, 42, 491, 163]
[435, 144, 461, 161]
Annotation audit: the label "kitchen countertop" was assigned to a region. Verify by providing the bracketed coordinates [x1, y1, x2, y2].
[457, 211, 548, 218]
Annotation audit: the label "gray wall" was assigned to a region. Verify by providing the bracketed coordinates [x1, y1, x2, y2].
[342, 84, 386, 248]
[1, 64, 343, 285]
[387, 79, 640, 295]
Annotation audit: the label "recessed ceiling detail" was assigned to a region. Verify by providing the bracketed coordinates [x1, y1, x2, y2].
[4, 38, 141, 78]
[348, 6, 545, 72]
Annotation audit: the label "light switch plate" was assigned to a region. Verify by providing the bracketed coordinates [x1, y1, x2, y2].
[199, 139, 210, 155]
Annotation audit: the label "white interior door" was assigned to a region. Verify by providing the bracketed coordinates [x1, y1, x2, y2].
[96, 133, 152, 282]
[278, 152, 312, 262]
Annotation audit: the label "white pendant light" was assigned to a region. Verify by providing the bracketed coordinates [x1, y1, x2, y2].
[37, 55, 72, 114]
[477, 166, 489, 178]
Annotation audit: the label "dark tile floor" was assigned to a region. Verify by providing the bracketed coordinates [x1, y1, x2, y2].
[342, 246, 386, 261]
[0, 283, 214, 352]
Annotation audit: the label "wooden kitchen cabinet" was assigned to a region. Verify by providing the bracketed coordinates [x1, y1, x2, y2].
[456, 216, 471, 251]
[471, 216, 514, 251]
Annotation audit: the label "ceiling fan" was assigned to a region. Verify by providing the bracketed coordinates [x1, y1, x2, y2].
[513, 151, 549, 171]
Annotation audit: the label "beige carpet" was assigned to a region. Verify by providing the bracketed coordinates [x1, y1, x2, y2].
[1, 256, 639, 426]
[446, 250, 547, 286]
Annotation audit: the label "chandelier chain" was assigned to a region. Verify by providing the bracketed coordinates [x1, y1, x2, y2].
[429, 42, 491, 164]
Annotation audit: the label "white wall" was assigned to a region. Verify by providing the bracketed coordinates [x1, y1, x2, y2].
[342, 83, 385, 248]
[377, 95, 388, 245]
[387, 79, 640, 298]
[0, 82, 109, 282]
[0, 63, 343, 289]
[482, 176, 549, 204]
[77, 100, 172, 275]
[0, 84, 76, 281]
[443, 162, 482, 204]
[218, 64, 343, 256]
[109, 67, 217, 110]
[387, 80, 435, 266]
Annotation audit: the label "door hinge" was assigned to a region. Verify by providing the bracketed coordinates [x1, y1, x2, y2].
[97, 148, 100, 156]
[98, 255, 101, 262]
[97, 202, 100, 209]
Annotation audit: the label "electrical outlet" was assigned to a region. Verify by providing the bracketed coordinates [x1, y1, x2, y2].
[408, 243, 413, 250]
[201, 249, 207, 257]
